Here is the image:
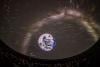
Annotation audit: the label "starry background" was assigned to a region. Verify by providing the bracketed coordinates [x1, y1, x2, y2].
[0, 0, 100, 66]
[1, 0, 100, 59]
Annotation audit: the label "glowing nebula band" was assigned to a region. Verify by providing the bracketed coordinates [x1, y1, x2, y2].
[22, 8, 100, 54]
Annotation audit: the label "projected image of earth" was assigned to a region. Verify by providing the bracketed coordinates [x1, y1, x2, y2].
[38, 33, 56, 52]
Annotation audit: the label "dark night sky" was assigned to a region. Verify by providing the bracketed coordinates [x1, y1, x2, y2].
[0, 0, 100, 60]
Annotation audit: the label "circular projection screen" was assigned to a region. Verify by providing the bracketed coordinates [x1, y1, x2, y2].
[0, 0, 100, 59]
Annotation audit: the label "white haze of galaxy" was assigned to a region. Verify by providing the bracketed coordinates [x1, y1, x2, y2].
[22, 8, 99, 54]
